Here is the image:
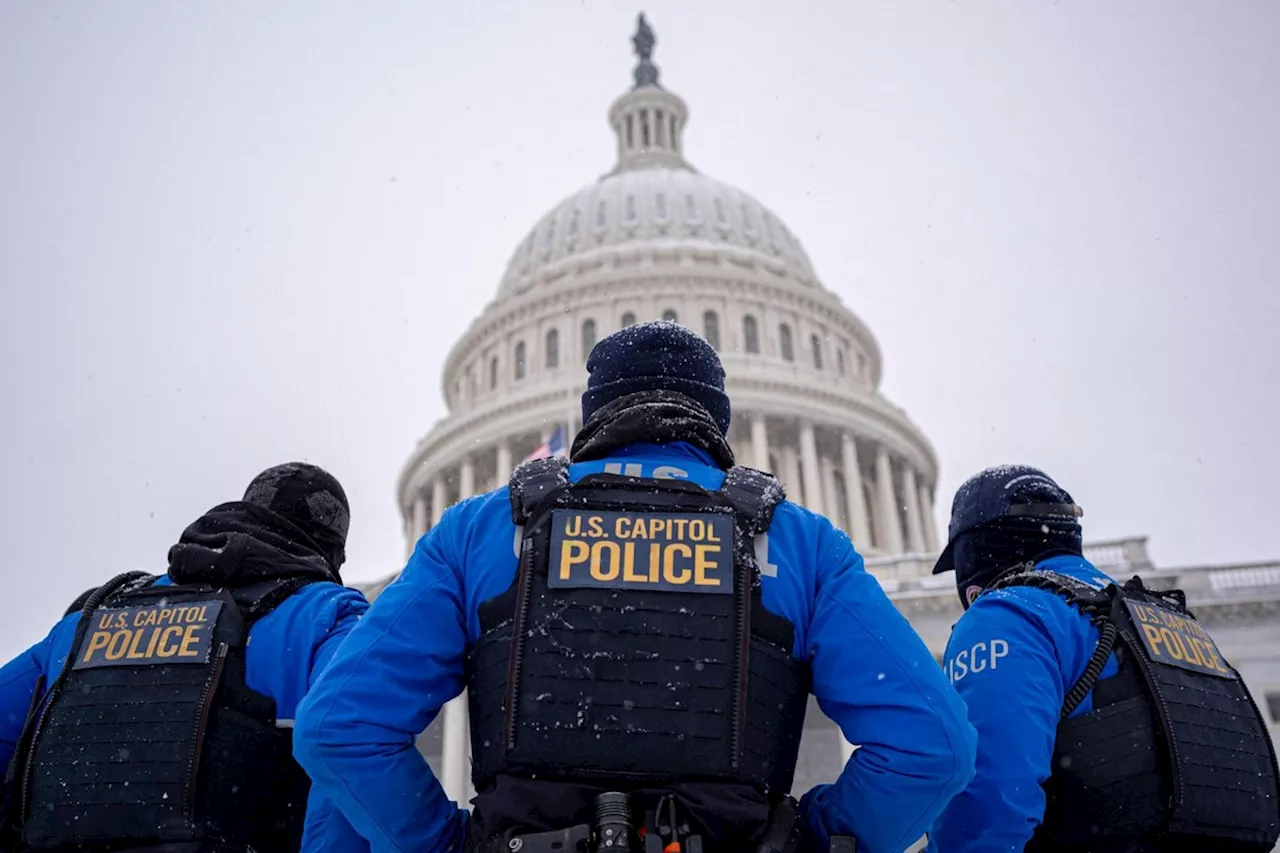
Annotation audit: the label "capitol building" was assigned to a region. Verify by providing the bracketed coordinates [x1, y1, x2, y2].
[360, 15, 1280, 830]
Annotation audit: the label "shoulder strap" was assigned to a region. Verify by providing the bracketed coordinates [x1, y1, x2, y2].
[719, 466, 786, 535]
[508, 457, 570, 525]
[230, 576, 317, 628]
[988, 567, 1118, 719]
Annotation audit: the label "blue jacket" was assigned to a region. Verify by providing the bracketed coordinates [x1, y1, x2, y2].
[295, 442, 977, 853]
[925, 554, 1121, 852]
[0, 574, 369, 852]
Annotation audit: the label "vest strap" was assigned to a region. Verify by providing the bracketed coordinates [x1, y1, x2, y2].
[509, 457, 570, 525]
[718, 466, 785, 535]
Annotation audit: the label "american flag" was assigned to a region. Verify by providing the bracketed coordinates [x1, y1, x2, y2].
[522, 424, 569, 463]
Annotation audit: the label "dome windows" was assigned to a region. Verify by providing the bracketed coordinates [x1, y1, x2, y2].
[684, 194, 699, 221]
[490, 356, 499, 389]
[743, 315, 760, 354]
[621, 311, 637, 327]
[662, 308, 679, 323]
[514, 342, 527, 380]
[811, 334, 823, 370]
[655, 109, 666, 147]
[596, 200, 608, 230]
[703, 310, 720, 350]
[545, 328, 560, 369]
[581, 319, 597, 362]
[836, 348, 846, 376]
[779, 323, 794, 362]
[567, 208, 579, 240]
[655, 193, 667, 222]
[741, 203, 757, 235]
[714, 198, 728, 226]
[625, 195, 637, 225]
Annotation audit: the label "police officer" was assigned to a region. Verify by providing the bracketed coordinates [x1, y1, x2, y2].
[0, 462, 370, 853]
[295, 321, 976, 853]
[925, 465, 1280, 852]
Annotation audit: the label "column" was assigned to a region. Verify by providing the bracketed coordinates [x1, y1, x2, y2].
[840, 433, 873, 548]
[431, 477, 448, 525]
[459, 456, 475, 500]
[407, 495, 428, 559]
[900, 466, 927, 553]
[495, 441, 513, 484]
[780, 446, 801, 504]
[917, 478, 939, 552]
[798, 423, 824, 515]
[820, 459, 840, 527]
[875, 446, 906, 554]
[440, 696, 470, 805]
[750, 414, 770, 472]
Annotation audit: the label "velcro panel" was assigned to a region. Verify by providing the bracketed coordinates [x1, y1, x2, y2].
[506, 587, 737, 782]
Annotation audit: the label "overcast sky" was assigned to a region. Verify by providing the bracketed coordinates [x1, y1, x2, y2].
[2, 1, 1277, 660]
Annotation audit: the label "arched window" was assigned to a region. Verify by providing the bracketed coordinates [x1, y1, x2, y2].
[654, 194, 667, 221]
[836, 348, 845, 376]
[467, 367, 476, 399]
[714, 198, 727, 225]
[567, 208, 579, 238]
[685, 195, 699, 221]
[581, 319, 597, 361]
[662, 309, 678, 323]
[703, 310, 720, 350]
[621, 311, 637, 327]
[625, 195, 637, 224]
[779, 324, 794, 362]
[596, 200, 608, 229]
[743, 314, 760, 354]
[489, 356, 499, 389]
[545, 328, 560, 369]
[811, 334, 823, 370]
[514, 342, 526, 380]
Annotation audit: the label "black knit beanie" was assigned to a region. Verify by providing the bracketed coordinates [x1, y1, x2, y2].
[243, 462, 350, 571]
[581, 321, 731, 434]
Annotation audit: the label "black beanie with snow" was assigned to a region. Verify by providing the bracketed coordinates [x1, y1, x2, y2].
[581, 321, 731, 434]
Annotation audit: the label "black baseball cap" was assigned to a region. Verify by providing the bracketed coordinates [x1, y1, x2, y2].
[932, 465, 1082, 575]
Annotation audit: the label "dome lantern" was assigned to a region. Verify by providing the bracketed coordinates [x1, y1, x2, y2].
[608, 14, 691, 175]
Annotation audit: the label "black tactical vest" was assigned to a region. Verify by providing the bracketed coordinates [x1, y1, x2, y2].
[466, 458, 810, 796]
[993, 570, 1280, 853]
[11, 571, 316, 853]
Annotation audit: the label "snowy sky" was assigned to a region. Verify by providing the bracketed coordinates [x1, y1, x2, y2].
[1, 2, 1277, 659]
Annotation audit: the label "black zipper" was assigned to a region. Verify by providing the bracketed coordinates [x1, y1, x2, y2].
[504, 536, 538, 752]
[729, 524, 752, 770]
[184, 642, 229, 821]
[1121, 628, 1185, 814]
[18, 674, 63, 822]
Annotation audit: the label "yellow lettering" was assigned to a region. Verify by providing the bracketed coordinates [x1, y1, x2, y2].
[156, 626, 184, 657]
[193, 605, 208, 624]
[650, 519, 667, 539]
[648, 543, 660, 582]
[670, 518, 687, 540]
[663, 543, 692, 584]
[1141, 623, 1164, 656]
[688, 519, 705, 542]
[630, 517, 646, 539]
[113, 613, 128, 629]
[125, 628, 149, 659]
[560, 540, 589, 580]
[694, 545, 721, 586]
[178, 625, 203, 657]
[588, 516, 604, 538]
[590, 541, 621, 581]
[1158, 627, 1185, 660]
[1200, 641, 1231, 675]
[622, 543, 646, 583]
[82, 631, 110, 662]
[97, 613, 113, 630]
[615, 517, 631, 539]
[707, 522, 721, 543]
[104, 630, 131, 661]
[144, 625, 161, 657]
[1177, 632, 1205, 667]
[564, 515, 582, 537]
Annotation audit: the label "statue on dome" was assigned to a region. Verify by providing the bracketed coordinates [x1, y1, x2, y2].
[631, 12, 661, 89]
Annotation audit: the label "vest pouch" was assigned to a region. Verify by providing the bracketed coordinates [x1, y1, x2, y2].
[1039, 694, 1166, 849]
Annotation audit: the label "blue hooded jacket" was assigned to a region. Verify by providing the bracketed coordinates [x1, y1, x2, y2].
[0, 574, 369, 852]
[295, 442, 977, 853]
[925, 553, 1121, 851]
